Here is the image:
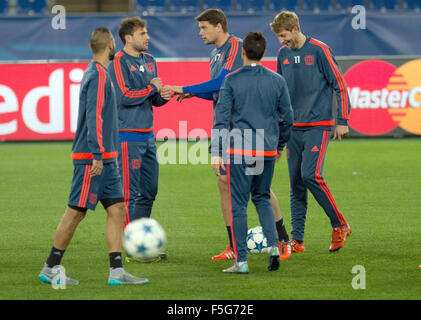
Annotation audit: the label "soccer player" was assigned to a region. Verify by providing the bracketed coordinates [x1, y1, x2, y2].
[38, 28, 148, 286]
[168, 9, 291, 261]
[211, 31, 293, 273]
[270, 11, 351, 252]
[108, 17, 171, 262]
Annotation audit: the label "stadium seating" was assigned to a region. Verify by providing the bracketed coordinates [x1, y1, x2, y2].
[137, 0, 167, 13]
[351, 0, 368, 5]
[403, 0, 420, 10]
[0, 0, 415, 15]
[17, 0, 47, 14]
[270, 0, 299, 11]
[335, 0, 365, 11]
[170, 0, 201, 13]
[236, 0, 268, 12]
[385, 0, 400, 10]
[301, 0, 333, 11]
[0, 0, 8, 14]
[202, 0, 234, 11]
[301, 0, 315, 10]
[316, 0, 334, 11]
[369, 0, 399, 10]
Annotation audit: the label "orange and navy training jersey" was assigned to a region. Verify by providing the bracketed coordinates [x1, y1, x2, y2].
[211, 65, 293, 158]
[108, 50, 168, 139]
[209, 35, 243, 106]
[183, 35, 243, 107]
[277, 37, 351, 128]
[71, 61, 118, 165]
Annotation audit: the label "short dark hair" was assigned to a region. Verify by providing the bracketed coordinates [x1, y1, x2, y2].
[118, 16, 147, 45]
[90, 27, 113, 54]
[195, 9, 228, 33]
[243, 31, 266, 61]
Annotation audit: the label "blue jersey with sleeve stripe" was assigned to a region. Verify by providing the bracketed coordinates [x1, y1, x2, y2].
[211, 65, 293, 158]
[183, 35, 243, 107]
[71, 61, 118, 165]
[277, 37, 350, 128]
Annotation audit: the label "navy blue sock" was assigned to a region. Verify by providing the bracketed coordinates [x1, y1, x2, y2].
[109, 252, 123, 269]
[226, 226, 233, 249]
[46, 246, 65, 268]
[276, 219, 290, 242]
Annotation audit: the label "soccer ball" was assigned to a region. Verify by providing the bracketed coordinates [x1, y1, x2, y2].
[247, 226, 268, 253]
[123, 218, 167, 260]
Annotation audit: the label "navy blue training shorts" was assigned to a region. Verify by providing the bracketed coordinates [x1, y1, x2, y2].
[68, 162, 124, 211]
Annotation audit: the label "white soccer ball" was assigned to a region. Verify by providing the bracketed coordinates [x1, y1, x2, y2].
[247, 226, 268, 253]
[123, 218, 167, 260]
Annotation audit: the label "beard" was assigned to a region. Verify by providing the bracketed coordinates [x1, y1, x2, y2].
[133, 43, 147, 53]
[108, 46, 116, 60]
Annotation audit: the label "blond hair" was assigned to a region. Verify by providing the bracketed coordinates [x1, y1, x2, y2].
[270, 11, 300, 34]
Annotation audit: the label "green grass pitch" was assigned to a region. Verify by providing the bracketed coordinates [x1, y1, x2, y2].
[0, 138, 420, 300]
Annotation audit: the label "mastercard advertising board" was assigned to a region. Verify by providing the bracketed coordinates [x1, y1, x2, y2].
[344, 58, 421, 136]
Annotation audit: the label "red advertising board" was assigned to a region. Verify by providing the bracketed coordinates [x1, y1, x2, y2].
[0, 62, 88, 141]
[0, 60, 276, 141]
[344, 59, 421, 136]
[4, 58, 419, 141]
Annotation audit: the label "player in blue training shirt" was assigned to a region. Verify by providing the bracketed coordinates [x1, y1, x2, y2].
[108, 17, 172, 262]
[38, 28, 149, 286]
[211, 32, 293, 273]
[270, 11, 351, 253]
[168, 9, 291, 261]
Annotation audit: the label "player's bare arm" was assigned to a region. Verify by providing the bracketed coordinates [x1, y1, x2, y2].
[332, 125, 349, 141]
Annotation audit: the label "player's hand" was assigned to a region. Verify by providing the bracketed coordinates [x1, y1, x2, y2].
[332, 125, 349, 141]
[89, 159, 103, 177]
[176, 93, 194, 103]
[275, 150, 282, 163]
[160, 85, 172, 100]
[167, 85, 183, 95]
[150, 77, 162, 92]
[211, 156, 225, 176]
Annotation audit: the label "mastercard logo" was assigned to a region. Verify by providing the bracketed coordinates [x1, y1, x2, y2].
[344, 59, 421, 135]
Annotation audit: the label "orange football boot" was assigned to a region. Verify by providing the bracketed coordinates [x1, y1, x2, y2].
[211, 245, 236, 261]
[291, 238, 306, 253]
[278, 241, 292, 260]
[329, 223, 351, 252]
